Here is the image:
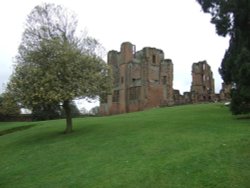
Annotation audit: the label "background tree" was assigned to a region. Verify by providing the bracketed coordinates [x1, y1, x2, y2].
[31, 103, 62, 121]
[196, 0, 250, 114]
[7, 3, 111, 133]
[79, 107, 88, 115]
[89, 106, 99, 115]
[61, 101, 81, 118]
[69, 101, 81, 117]
[32, 101, 80, 121]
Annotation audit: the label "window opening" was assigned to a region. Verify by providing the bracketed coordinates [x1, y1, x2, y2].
[152, 55, 156, 64]
[162, 76, 167, 85]
[112, 90, 119, 102]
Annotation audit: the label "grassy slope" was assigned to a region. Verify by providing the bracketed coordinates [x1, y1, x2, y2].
[0, 103, 249, 188]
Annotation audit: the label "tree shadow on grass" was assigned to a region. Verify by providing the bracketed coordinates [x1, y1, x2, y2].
[236, 114, 250, 120]
[0, 124, 37, 136]
[16, 123, 100, 147]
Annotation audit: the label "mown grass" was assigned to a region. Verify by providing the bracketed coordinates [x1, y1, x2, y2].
[0, 103, 249, 188]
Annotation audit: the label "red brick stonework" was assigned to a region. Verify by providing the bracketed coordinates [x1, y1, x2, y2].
[100, 42, 174, 115]
[100, 44, 225, 115]
[190, 61, 215, 102]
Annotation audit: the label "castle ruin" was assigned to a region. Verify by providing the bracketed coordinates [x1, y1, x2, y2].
[100, 42, 174, 115]
[190, 61, 215, 102]
[219, 83, 231, 101]
[100, 42, 230, 115]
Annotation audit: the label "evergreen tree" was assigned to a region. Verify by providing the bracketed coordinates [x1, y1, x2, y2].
[197, 0, 250, 114]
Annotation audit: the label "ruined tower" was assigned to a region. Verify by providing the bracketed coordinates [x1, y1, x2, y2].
[219, 83, 231, 101]
[100, 42, 174, 115]
[190, 61, 215, 102]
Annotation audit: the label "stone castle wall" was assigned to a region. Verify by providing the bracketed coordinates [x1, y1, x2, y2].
[190, 60, 215, 102]
[100, 42, 230, 115]
[100, 42, 174, 115]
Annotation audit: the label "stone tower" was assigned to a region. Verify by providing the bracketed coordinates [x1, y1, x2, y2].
[190, 61, 215, 102]
[219, 83, 231, 101]
[100, 42, 174, 115]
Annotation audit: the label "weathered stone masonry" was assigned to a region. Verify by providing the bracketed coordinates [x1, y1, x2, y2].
[100, 42, 174, 115]
[173, 61, 216, 105]
[100, 42, 231, 115]
[190, 61, 215, 102]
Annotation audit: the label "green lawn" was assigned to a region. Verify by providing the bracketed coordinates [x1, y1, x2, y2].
[0, 103, 249, 188]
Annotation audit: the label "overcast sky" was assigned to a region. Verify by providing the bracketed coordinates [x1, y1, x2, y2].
[0, 0, 229, 110]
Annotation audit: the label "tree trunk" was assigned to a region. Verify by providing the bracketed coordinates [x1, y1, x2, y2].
[63, 100, 73, 133]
